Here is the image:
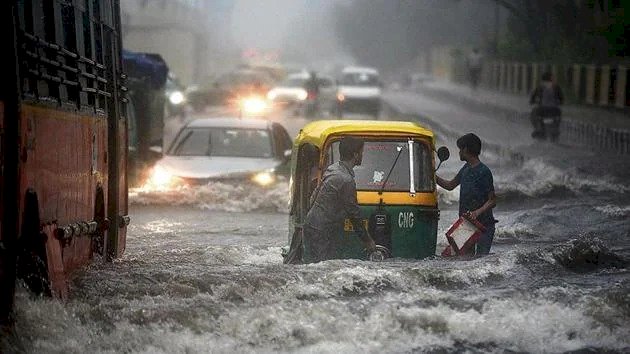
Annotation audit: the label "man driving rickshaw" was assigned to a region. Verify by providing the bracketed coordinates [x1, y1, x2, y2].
[283, 120, 449, 263]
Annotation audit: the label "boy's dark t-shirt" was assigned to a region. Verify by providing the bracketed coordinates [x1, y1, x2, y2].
[456, 162, 495, 226]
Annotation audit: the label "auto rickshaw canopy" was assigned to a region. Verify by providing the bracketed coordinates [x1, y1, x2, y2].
[291, 119, 439, 207]
[294, 120, 435, 149]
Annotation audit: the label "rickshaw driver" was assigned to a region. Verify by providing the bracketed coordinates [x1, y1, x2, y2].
[303, 136, 377, 263]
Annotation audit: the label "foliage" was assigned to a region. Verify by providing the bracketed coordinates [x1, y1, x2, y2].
[496, 0, 629, 63]
[331, 0, 494, 70]
[331, 0, 628, 68]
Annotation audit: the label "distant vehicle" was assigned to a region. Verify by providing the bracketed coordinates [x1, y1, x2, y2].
[122, 50, 170, 186]
[145, 117, 293, 188]
[267, 72, 310, 104]
[164, 74, 187, 118]
[267, 72, 337, 115]
[187, 69, 275, 111]
[336, 66, 382, 117]
[315, 75, 338, 115]
[245, 63, 287, 82]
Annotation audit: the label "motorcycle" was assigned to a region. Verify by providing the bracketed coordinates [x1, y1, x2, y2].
[530, 106, 561, 142]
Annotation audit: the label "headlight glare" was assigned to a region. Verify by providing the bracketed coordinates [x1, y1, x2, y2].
[241, 97, 268, 115]
[169, 91, 185, 105]
[149, 165, 173, 187]
[251, 171, 275, 186]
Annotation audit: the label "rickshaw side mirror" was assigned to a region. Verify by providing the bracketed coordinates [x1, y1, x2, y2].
[435, 146, 450, 171]
[437, 146, 450, 162]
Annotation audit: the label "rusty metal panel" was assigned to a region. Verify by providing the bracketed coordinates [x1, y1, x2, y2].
[20, 104, 107, 275]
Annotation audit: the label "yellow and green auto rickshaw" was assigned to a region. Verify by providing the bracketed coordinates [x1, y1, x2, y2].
[283, 120, 450, 263]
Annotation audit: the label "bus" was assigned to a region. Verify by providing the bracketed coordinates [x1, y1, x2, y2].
[0, 0, 128, 326]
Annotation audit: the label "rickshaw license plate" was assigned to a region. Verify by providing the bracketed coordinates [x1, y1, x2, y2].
[543, 118, 554, 124]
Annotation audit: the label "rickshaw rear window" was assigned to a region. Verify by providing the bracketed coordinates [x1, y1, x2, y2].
[326, 140, 433, 192]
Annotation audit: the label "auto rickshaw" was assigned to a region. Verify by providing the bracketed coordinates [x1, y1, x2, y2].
[283, 120, 450, 263]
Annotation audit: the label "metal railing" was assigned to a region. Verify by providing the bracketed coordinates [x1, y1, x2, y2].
[481, 61, 629, 109]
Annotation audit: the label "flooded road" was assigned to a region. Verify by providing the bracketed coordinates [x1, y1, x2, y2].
[4, 97, 630, 353]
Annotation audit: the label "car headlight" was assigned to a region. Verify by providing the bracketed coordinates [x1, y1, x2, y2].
[169, 91, 185, 105]
[267, 91, 277, 100]
[297, 89, 308, 101]
[241, 97, 268, 115]
[251, 171, 275, 186]
[149, 165, 173, 187]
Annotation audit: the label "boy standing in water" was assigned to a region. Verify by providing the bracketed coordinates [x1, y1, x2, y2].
[437, 133, 497, 255]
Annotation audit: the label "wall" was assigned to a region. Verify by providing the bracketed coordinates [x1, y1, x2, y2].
[120, 0, 211, 85]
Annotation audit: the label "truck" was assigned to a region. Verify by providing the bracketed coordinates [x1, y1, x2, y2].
[121, 50, 169, 186]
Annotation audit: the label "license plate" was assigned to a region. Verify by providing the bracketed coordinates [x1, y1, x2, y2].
[543, 118, 554, 124]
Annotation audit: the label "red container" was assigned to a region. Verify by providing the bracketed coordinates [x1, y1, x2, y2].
[441, 216, 486, 256]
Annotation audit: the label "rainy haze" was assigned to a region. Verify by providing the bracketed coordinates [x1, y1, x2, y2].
[3, 1, 630, 353]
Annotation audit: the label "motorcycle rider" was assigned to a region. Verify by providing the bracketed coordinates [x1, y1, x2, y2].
[303, 71, 320, 117]
[529, 72, 564, 140]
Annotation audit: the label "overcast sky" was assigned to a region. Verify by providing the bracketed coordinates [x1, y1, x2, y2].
[230, 0, 309, 50]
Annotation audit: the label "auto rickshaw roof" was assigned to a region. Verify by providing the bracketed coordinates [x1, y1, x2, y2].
[295, 120, 435, 148]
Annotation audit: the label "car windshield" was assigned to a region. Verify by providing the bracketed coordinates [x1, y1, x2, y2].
[326, 140, 433, 192]
[281, 77, 306, 88]
[341, 72, 379, 86]
[169, 127, 273, 158]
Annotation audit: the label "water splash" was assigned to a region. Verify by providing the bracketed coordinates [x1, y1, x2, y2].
[595, 205, 630, 218]
[130, 181, 290, 213]
[497, 158, 630, 198]
[552, 236, 627, 273]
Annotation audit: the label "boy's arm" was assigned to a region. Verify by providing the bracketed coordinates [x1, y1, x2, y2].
[468, 190, 496, 220]
[436, 174, 460, 191]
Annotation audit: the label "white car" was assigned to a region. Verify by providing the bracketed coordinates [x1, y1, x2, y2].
[336, 66, 382, 117]
[267, 72, 337, 114]
[266, 72, 310, 103]
[147, 117, 293, 188]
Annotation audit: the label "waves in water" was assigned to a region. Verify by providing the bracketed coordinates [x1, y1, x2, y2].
[496, 158, 629, 200]
[7, 236, 629, 354]
[595, 204, 630, 218]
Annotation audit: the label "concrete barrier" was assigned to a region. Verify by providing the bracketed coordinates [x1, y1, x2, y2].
[572, 64, 581, 99]
[600, 65, 610, 106]
[616, 66, 627, 109]
[499, 62, 507, 91]
[520, 64, 528, 94]
[585, 65, 596, 104]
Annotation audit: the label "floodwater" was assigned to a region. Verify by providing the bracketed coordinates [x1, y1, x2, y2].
[3, 104, 630, 354]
